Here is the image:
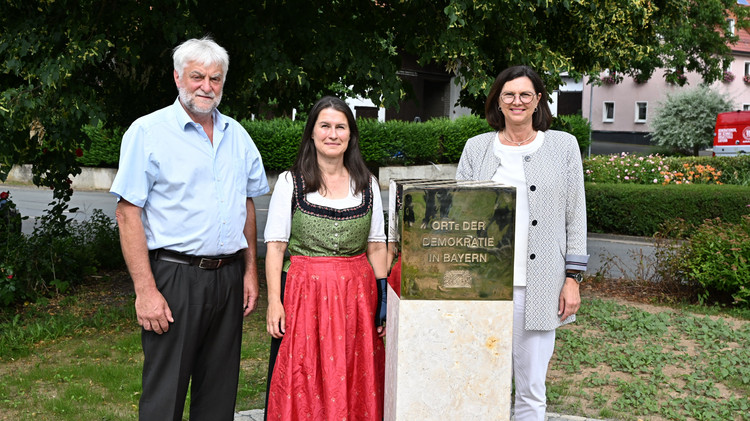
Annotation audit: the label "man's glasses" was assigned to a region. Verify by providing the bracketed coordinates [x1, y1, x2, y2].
[500, 92, 536, 104]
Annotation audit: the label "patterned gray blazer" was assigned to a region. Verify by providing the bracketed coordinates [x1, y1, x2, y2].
[456, 130, 589, 330]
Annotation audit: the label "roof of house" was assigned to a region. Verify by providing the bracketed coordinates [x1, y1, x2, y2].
[732, 2, 750, 53]
[736, 26, 750, 53]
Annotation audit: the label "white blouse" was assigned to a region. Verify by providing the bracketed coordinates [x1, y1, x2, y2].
[492, 131, 545, 286]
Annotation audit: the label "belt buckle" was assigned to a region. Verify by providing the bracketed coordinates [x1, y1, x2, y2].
[198, 258, 220, 270]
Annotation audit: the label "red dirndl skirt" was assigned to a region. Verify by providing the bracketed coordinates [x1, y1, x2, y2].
[386, 254, 402, 297]
[266, 254, 385, 421]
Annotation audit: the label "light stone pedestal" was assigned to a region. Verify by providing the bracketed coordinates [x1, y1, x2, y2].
[384, 179, 516, 420]
[384, 286, 513, 420]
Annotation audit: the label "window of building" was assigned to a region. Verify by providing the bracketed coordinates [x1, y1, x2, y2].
[603, 102, 615, 123]
[635, 102, 648, 123]
[743, 104, 750, 111]
[727, 18, 736, 35]
[745, 61, 750, 77]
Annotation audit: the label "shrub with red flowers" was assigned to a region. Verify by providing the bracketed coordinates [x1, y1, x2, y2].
[744, 74, 750, 84]
[0, 191, 24, 306]
[0, 191, 22, 238]
[0, 208, 122, 307]
[723, 70, 735, 83]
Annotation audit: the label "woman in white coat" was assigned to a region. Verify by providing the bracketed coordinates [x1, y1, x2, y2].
[456, 65, 589, 421]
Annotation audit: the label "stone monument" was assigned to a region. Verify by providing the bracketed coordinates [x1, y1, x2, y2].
[384, 179, 516, 420]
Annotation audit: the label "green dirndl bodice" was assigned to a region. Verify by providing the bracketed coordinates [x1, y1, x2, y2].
[282, 171, 373, 271]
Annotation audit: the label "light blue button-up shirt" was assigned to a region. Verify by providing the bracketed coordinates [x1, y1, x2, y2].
[110, 99, 270, 256]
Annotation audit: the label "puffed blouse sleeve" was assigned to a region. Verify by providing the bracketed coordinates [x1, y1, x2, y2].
[368, 176, 387, 243]
[263, 171, 294, 243]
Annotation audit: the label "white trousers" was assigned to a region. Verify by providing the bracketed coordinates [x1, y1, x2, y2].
[512, 286, 556, 421]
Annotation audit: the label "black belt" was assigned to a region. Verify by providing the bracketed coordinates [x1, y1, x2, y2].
[149, 248, 243, 270]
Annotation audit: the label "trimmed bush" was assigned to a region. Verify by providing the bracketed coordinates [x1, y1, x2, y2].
[241, 115, 492, 170]
[81, 115, 607, 172]
[439, 116, 493, 163]
[586, 183, 750, 237]
[241, 118, 304, 172]
[551, 114, 591, 154]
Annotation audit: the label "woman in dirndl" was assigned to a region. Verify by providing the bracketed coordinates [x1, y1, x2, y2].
[263, 96, 388, 421]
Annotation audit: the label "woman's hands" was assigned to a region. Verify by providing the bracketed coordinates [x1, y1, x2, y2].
[558, 277, 581, 321]
[265, 241, 288, 339]
[266, 299, 286, 338]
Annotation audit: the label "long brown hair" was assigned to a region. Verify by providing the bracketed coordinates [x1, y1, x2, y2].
[291, 96, 372, 195]
[485, 65, 552, 132]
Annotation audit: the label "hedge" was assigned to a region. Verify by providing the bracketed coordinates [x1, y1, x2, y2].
[77, 114, 592, 172]
[241, 118, 305, 172]
[586, 183, 750, 236]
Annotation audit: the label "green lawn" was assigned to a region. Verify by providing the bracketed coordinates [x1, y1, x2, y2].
[1, 268, 748, 421]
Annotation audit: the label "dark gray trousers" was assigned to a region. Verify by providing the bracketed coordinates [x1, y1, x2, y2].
[138, 257, 244, 421]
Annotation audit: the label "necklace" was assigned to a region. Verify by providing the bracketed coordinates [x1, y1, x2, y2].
[501, 129, 536, 146]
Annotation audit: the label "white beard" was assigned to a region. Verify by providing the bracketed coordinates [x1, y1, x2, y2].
[178, 86, 222, 116]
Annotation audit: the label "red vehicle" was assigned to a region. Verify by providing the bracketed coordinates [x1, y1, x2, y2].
[713, 110, 750, 156]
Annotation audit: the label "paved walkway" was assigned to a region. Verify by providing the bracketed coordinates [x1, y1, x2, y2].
[234, 409, 606, 420]
[234, 409, 264, 421]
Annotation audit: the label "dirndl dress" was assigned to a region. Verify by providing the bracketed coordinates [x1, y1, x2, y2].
[266, 172, 385, 421]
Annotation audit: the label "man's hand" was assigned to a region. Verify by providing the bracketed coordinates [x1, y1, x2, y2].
[242, 198, 260, 317]
[243, 272, 259, 317]
[135, 287, 174, 334]
[116, 199, 174, 334]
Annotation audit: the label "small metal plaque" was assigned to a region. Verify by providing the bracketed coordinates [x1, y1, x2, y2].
[442, 270, 472, 289]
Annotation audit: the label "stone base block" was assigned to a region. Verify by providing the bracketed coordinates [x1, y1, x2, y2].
[384, 287, 513, 420]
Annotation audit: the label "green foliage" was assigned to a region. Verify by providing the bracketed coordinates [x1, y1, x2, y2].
[358, 118, 401, 167]
[409, 0, 748, 111]
[650, 86, 734, 156]
[3, 0, 747, 226]
[677, 216, 750, 306]
[77, 122, 124, 168]
[358, 116, 492, 167]
[241, 118, 304, 172]
[584, 154, 750, 186]
[585, 183, 750, 237]
[0, 210, 122, 307]
[0, 191, 23, 240]
[439, 115, 495, 163]
[551, 114, 591, 154]
[242, 115, 492, 172]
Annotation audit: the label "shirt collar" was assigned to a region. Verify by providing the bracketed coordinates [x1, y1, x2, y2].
[171, 98, 228, 132]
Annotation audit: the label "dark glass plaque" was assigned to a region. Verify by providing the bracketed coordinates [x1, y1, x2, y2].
[391, 179, 516, 300]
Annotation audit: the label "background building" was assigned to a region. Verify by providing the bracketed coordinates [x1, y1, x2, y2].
[582, 14, 750, 144]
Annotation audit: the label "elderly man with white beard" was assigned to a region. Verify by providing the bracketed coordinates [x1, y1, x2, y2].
[110, 36, 269, 421]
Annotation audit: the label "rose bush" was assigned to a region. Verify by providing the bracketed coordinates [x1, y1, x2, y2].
[0, 191, 22, 239]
